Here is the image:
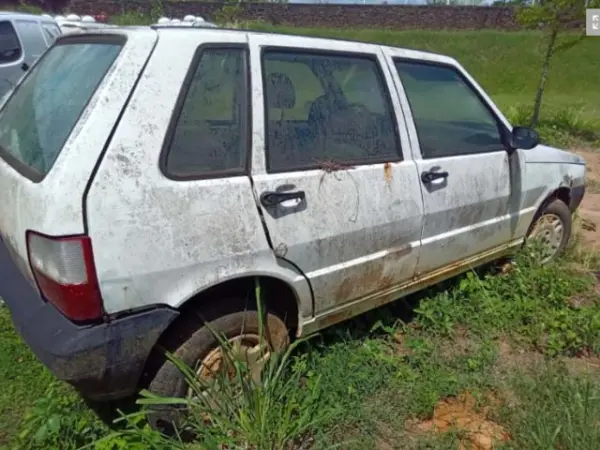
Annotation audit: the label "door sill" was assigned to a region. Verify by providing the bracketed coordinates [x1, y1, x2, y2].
[300, 239, 523, 336]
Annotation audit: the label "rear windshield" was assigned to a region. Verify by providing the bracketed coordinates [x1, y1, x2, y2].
[0, 39, 122, 180]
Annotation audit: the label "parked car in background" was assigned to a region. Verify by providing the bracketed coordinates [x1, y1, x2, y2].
[0, 23, 586, 430]
[0, 11, 60, 98]
[54, 14, 117, 35]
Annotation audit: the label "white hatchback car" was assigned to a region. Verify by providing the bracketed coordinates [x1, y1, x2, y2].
[0, 25, 585, 427]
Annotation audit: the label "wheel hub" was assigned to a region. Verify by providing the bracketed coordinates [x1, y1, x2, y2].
[529, 213, 565, 262]
[189, 334, 270, 399]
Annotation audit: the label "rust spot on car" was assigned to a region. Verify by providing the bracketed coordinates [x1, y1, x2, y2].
[384, 162, 392, 184]
[335, 244, 413, 307]
[388, 243, 412, 258]
[315, 159, 356, 173]
[336, 262, 394, 306]
[303, 242, 518, 336]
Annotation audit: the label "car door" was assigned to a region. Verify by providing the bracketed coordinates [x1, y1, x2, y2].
[382, 50, 527, 276]
[248, 34, 424, 316]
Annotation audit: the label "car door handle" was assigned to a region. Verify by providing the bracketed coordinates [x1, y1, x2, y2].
[260, 190, 306, 208]
[421, 169, 449, 184]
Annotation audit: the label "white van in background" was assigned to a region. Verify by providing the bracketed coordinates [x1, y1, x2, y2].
[0, 11, 60, 97]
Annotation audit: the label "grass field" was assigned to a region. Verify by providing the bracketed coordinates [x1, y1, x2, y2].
[1, 23, 600, 450]
[3, 245, 600, 449]
[249, 25, 600, 148]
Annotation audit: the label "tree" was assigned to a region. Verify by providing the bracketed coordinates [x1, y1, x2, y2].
[517, 0, 600, 126]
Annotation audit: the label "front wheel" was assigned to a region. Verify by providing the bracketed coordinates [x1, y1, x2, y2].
[526, 198, 572, 263]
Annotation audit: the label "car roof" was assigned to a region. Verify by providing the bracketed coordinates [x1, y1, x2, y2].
[66, 24, 457, 66]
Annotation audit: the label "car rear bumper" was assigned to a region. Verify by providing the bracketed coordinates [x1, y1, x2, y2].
[0, 237, 178, 402]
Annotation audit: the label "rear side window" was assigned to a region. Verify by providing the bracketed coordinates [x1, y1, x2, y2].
[163, 46, 249, 179]
[0, 21, 22, 64]
[0, 39, 122, 180]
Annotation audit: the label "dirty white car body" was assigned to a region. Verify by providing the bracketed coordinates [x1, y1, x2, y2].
[0, 25, 585, 408]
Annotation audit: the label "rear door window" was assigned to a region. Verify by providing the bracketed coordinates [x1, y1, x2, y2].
[262, 50, 401, 172]
[0, 38, 123, 180]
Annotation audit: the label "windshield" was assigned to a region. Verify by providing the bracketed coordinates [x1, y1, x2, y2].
[0, 40, 122, 179]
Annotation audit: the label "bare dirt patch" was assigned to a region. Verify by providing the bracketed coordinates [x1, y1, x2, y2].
[407, 391, 510, 450]
[495, 338, 544, 376]
[572, 149, 600, 251]
[563, 354, 600, 378]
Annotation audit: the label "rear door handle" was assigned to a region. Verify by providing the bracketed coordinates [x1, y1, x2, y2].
[421, 169, 449, 184]
[260, 190, 306, 208]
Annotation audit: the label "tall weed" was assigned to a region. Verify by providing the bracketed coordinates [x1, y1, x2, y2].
[96, 279, 335, 449]
[504, 365, 600, 450]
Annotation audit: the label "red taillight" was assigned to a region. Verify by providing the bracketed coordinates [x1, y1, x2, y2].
[26, 231, 103, 321]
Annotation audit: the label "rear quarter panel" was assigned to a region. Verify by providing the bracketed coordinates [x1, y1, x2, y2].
[85, 29, 311, 320]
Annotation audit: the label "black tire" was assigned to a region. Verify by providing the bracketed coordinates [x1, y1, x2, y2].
[146, 302, 289, 432]
[526, 198, 572, 261]
[83, 396, 138, 428]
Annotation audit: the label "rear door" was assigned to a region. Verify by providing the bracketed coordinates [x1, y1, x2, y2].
[382, 49, 526, 275]
[248, 34, 424, 315]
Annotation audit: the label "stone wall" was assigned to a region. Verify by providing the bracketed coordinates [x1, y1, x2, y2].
[0, 0, 522, 31]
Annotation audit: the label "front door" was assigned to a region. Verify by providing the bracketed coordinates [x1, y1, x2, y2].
[385, 54, 525, 275]
[249, 35, 424, 315]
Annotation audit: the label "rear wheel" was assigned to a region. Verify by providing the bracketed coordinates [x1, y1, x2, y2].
[526, 198, 572, 263]
[146, 302, 289, 432]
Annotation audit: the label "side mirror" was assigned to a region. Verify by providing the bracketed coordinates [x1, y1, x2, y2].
[509, 126, 540, 150]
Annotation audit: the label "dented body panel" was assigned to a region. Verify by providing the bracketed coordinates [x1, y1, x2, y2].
[522, 144, 586, 213]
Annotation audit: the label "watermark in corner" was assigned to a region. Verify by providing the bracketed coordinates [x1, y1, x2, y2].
[587, 9, 600, 36]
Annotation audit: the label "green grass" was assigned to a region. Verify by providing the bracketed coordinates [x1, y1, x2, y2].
[3, 248, 600, 449]
[0, 308, 106, 449]
[250, 25, 600, 119]
[0, 308, 55, 446]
